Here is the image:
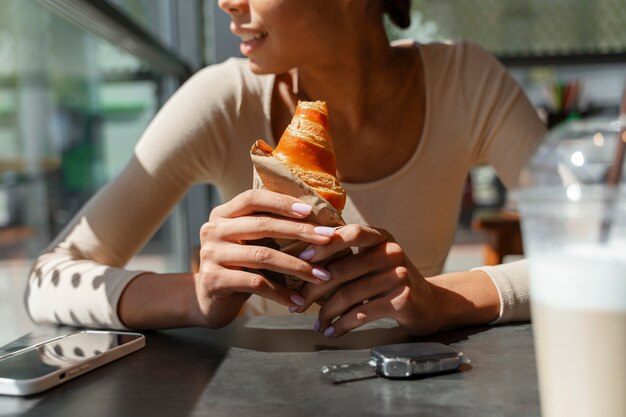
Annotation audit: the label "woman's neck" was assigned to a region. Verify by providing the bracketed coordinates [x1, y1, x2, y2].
[270, 28, 426, 184]
[296, 32, 417, 133]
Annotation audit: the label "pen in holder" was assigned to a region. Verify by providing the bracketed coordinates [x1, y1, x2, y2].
[544, 80, 583, 128]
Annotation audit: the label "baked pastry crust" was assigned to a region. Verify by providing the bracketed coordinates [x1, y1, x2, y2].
[263, 101, 346, 212]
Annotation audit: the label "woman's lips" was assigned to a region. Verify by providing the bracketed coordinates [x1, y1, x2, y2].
[238, 32, 268, 56]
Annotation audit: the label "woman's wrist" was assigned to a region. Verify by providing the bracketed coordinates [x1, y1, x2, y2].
[426, 270, 501, 329]
[118, 272, 206, 329]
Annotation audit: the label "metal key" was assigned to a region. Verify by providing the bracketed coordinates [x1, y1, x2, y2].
[321, 342, 469, 384]
[321, 359, 379, 384]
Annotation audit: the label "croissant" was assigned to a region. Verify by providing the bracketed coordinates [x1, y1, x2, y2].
[257, 101, 346, 212]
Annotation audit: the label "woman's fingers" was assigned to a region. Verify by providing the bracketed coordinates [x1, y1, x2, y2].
[203, 242, 331, 284]
[317, 294, 399, 337]
[196, 189, 342, 327]
[203, 189, 336, 246]
[298, 242, 404, 308]
[203, 215, 335, 245]
[212, 189, 314, 219]
[316, 267, 408, 331]
[298, 224, 392, 263]
[198, 266, 305, 308]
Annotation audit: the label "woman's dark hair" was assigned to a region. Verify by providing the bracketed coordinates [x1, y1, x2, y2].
[382, 0, 412, 29]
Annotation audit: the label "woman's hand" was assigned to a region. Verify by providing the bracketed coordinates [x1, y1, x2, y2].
[296, 224, 445, 337]
[195, 189, 336, 328]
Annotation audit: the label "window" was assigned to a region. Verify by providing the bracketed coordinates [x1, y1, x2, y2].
[0, 0, 201, 339]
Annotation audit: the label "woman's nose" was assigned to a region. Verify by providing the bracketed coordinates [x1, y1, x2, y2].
[218, 0, 250, 15]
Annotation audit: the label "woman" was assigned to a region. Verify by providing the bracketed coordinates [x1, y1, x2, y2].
[26, 0, 545, 336]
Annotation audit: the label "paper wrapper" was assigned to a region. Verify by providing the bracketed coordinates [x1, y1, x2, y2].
[250, 140, 352, 302]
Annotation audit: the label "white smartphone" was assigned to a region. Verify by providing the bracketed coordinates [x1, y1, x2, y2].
[0, 330, 145, 396]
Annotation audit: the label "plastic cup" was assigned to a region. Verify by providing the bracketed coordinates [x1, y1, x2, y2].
[515, 185, 626, 417]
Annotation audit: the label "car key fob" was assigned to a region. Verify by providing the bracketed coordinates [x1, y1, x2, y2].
[321, 342, 468, 384]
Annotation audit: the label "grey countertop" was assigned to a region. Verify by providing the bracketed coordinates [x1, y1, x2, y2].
[0, 316, 539, 417]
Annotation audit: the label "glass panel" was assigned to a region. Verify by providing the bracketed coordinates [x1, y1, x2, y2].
[109, 0, 164, 43]
[386, 0, 626, 57]
[0, 0, 184, 339]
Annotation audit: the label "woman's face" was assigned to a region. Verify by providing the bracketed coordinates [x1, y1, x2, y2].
[218, 0, 351, 74]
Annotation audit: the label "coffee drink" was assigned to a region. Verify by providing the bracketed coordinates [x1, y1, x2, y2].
[529, 246, 626, 417]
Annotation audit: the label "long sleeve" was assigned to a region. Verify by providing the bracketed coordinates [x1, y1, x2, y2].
[472, 260, 530, 323]
[461, 41, 547, 189]
[25, 60, 247, 329]
[460, 42, 547, 323]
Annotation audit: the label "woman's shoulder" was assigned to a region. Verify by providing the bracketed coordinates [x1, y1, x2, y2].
[193, 57, 256, 80]
[416, 40, 498, 69]
[190, 57, 273, 99]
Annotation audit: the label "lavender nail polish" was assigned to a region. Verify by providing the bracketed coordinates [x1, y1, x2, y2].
[312, 267, 331, 281]
[314, 226, 336, 237]
[290, 294, 305, 306]
[292, 202, 312, 216]
[323, 326, 335, 337]
[313, 319, 320, 332]
[289, 306, 299, 313]
[299, 247, 315, 261]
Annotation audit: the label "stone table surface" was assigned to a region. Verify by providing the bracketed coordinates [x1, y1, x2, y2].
[0, 316, 539, 417]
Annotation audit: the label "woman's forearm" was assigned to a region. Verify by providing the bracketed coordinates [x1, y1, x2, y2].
[426, 270, 501, 329]
[118, 272, 205, 329]
[118, 269, 501, 331]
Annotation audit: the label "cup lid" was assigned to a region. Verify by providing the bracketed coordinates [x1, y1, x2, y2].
[517, 116, 625, 190]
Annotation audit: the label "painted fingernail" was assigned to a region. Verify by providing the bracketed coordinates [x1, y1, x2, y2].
[313, 319, 320, 332]
[290, 294, 305, 306]
[323, 326, 335, 337]
[299, 247, 315, 261]
[312, 267, 331, 281]
[289, 306, 299, 313]
[314, 226, 336, 237]
[292, 202, 312, 216]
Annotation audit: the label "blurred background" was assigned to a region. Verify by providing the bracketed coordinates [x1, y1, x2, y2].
[0, 0, 625, 339]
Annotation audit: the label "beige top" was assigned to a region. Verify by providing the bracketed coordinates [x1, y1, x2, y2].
[26, 41, 546, 329]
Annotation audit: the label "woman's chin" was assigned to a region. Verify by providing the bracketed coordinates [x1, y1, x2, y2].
[247, 60, 289, 75]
